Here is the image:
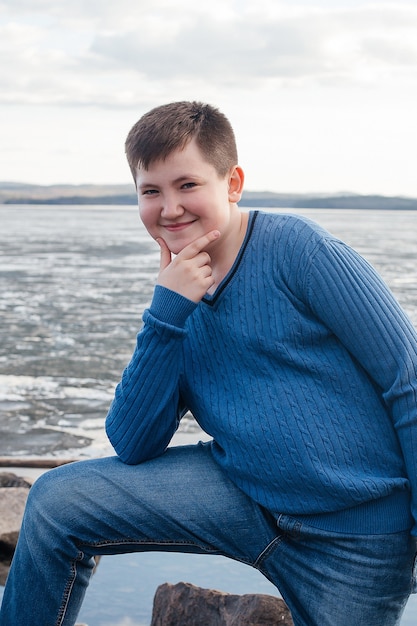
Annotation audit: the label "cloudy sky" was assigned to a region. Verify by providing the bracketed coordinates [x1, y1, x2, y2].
[1, 0, 417, 196]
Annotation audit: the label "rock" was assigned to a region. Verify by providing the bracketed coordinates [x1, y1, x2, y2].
[150, 581, 294, 625]
[0, 474, 31, 585]
[0, 472, 32, 488]
[0, 487, 30, 544]
[0, 561, 10, 587]
[0, 473, 101, 588]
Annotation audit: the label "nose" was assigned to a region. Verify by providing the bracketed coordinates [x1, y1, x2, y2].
[160, 194, 184, 219]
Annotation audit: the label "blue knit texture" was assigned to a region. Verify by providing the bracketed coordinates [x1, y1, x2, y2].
[106, 211, 417, 535]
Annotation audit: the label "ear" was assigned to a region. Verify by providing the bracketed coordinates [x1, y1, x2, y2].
[228, 166, 245, 203]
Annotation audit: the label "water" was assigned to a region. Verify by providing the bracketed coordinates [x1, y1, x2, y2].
[1, 205, 417, 624]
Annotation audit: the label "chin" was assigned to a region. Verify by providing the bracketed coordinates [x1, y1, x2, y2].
[165, 234, 196, 255]
[169, 244, 187, 255]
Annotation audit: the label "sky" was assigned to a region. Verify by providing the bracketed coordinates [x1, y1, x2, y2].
[1, 0, 417, 196]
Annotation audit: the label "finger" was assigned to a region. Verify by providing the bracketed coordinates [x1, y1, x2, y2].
[179, 230, 220, 260]
[200, 264, 213, 278]
[156, 238, 172, 271]
[195, 251, 211, 267]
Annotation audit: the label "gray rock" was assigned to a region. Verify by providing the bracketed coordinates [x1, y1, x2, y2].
[0, 487, 29, 542]
[151, 581, 294, 625]
[0, 472, 32, 488]
[0, 475, 31, 585]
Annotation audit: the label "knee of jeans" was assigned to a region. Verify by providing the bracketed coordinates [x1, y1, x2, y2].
[24, 466, 74, 528]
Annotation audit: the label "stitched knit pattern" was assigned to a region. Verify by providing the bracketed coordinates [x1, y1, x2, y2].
[106, 211, 417, 535]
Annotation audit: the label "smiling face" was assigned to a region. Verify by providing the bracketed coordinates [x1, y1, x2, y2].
[136, 138, 244, 256]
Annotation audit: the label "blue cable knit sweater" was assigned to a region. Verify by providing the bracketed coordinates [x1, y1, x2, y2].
[106, 211, 417, 535]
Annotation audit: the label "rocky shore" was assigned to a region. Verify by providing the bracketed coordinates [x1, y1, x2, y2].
[0, 472, 32, 585]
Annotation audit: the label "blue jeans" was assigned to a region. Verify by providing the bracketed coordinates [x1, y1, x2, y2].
[0, 443, 416, 626]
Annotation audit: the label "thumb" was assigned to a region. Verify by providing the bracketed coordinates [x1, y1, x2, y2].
[156, 238, 172, 271]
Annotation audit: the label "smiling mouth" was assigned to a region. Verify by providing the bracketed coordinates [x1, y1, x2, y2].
[162, 221, 196, 232]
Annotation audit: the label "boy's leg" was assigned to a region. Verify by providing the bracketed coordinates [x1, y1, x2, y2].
[260, 514, 416, 626]
[0, 442, 278, 626]
[1, 442, 414, 626]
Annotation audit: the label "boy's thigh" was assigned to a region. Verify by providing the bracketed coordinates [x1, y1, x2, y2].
[32, 442, 278, 563]
[263, 515, 415, 626]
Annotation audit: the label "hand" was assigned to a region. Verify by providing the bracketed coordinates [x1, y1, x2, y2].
[156, 230, 220, 302]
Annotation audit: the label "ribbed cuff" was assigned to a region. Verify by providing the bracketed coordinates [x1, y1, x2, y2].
[148, 285, 197, 328]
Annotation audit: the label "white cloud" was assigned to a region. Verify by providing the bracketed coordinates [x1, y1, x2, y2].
[0, 0, 416, 194]
[1, 2, 416, 105]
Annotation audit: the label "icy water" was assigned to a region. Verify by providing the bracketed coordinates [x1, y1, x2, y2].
[1, 205, 417, 624]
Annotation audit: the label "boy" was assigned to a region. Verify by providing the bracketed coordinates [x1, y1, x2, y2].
[1, 101, 416, 626]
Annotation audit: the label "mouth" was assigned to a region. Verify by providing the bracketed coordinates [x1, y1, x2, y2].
[161, 220, 196, 232]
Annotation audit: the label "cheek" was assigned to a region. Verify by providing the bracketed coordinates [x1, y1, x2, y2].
[138, 203, 157, 234]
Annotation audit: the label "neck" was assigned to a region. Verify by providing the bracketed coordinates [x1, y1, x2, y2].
[207, 209, 249, 294]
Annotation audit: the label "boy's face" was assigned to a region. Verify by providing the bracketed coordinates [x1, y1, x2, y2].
[135, 138, 241, 255]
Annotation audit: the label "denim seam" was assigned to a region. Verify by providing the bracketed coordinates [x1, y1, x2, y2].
[253, 535, 283, 570]
[76, 538, 265, 570]
[78, 538, 220, 553]
[55, 551, 84, 626]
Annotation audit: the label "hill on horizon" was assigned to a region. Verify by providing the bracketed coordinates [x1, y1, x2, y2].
[1, 182, 417, 210]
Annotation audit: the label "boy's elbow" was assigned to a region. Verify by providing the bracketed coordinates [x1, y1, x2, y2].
[105, 414, 171, 465]
[115, 449, 143, 465]
[108, 436, 148, 464]
[114, 445, 165, 466]
[105, 422, 140, 465]
[106, 427, 163, 465]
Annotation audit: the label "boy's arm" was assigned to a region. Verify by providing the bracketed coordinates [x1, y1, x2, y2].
[302, 238, 417, 533]
[106, 230, 219, 464]
[105, 287, 195, 464]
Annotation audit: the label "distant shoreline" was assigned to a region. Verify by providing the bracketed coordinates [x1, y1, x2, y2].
[3, 195, 417, 210]
[1, 182, 417, 210]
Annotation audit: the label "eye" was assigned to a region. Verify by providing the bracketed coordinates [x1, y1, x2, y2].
[142, 188, 158, 196]
[181, 182, 197, 189]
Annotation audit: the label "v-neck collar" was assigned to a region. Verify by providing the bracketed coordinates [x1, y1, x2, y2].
[202, 210, 258, 306]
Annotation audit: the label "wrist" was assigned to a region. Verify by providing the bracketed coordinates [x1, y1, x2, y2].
[149, 285, 197, 327]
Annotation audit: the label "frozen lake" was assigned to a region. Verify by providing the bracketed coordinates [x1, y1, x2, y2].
[1, 205, 417, 624]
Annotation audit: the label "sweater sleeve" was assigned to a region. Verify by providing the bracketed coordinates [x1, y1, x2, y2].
[300, 236, 417, 533]
[105, 285, 197, 464]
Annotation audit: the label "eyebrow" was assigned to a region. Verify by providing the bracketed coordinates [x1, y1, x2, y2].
[138, 175, 200, 190]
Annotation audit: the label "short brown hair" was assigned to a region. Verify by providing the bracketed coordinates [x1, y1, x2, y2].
[125, 101, 238, 183]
